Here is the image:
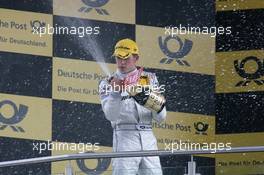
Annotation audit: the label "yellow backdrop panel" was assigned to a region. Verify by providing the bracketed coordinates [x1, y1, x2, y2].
[53, 0, 135, 24]
[0, 93, 52, 141]
[53, 57, 116, 104]
[216, 0, 264, 11]
[216, 50, 264, 93]
[0, 8, 52, 56]
[136, 25, 215, 75]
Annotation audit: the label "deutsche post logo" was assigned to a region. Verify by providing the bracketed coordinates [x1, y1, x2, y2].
[234, 56, 264, 87]
[30, 20, 46, 34]
[0, 100, 28, 133]
[76, 152, 111, 174]
[79, 0, 110, 15]
[194, 122, 208, 135]
[158, 35, 193, 66]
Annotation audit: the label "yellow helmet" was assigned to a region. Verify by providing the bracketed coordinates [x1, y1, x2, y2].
[113, 38, 139, 59]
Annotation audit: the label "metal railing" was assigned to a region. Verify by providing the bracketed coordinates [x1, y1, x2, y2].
[0, 146, 264, 168]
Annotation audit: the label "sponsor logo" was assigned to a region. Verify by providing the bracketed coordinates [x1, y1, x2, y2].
[158, 35, 193, 66]
[30, 20, 46, 34]
[194, 122, 208, 135]
[76, 151, 111, 174]
[234, 56, 264, 86]
[0, 100, 28, 133]
[79, 0, 110, 15]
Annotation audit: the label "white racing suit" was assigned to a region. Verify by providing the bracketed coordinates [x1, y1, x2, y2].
[99, 68, 167, 175]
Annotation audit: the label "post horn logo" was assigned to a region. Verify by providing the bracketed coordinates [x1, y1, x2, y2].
[158, 35, 193, 66]
[79, 0, 110, 15]
[234, 56, 264, 87]
[194, 122, 208, 135]
[30, 20, 46, 33]
[76, 151, 111, 174]
[0, 100, 28, 133]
